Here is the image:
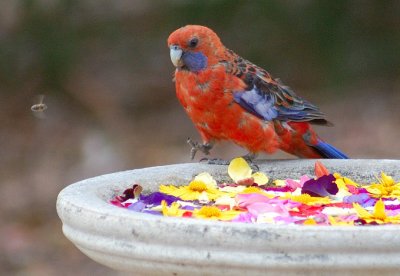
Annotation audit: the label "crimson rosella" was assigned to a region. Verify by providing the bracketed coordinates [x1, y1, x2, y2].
[167, 25, 348, 160]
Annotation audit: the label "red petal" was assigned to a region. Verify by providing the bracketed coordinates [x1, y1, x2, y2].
[182, 211, 193, 217]
[314, 161, 330, 178]
[110, 200, 124, 207]
[237, 177, 255, 186]
[289, 205, 324, 217]
[217, 205, 231, 211]
[326, 202, 353, 208]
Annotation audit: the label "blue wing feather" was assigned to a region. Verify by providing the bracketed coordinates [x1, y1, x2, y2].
[223, 52, 330, 125]
[312, 140, 348, 159]
[233, 87, 278, 121]
[233, 84, 325, 123]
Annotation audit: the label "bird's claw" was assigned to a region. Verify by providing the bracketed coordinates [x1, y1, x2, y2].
[242, 152, 259, 172]
[187, 138, 213, 160]
[199, 158, 230, 165]
[249, 163, 259, 172]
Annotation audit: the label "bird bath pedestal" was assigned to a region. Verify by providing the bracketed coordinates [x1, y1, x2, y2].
[56, 159, 400, 275]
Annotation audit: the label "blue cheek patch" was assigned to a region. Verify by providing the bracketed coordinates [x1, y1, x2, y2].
[182, 52, 208, 72]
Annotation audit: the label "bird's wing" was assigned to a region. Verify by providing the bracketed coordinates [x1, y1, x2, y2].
[221, 52, 331, 125]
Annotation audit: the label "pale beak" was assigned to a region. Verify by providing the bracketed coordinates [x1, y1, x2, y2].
[169, 45, 184, 67]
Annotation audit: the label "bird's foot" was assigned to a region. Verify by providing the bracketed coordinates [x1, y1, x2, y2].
[242, 152, 259, 172]
[187, 138, 213, 160]
[242, 152, 258, 163]
[199, 158, 230, 165]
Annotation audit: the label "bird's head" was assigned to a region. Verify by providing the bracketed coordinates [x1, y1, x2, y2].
[167, 25, 225, 72]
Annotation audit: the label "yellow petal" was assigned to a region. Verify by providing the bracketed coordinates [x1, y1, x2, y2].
[343, 177, 359, 186]
[287, 194, 331, 205]
[161, 200, 167, 214]
[334, 178, 351, 197]
[335, 178, 346, 189]
[328, 216, 339, 225]
[333, 173, 342, 179]
[334, 174, 359, 188]
[162, 200, 184, 217]
[194, 172, 217, 188]
[328, 216, 354, 226]
[188, 180, 208, 192]
[381, 172, 394, 186]
[303, 218, 317, 225]
[252, 172, 269, 185]
[274, 179, 286, 187]
[159, 184, 179, 194]
[241, 186, 268, 195]
[194, 206, 222, 218]
[373, 199, 387, 220]
[353, 203, 372, 219]
[228, 157, 252, 183]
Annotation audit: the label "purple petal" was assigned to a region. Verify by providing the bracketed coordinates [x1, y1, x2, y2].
[301, 174, 338, 197]
[181, 205, 195, 211]
[363, 198, 378, 208]
[385, 204, 400, 211]
[264, 186, 293, 192]
[343, 193, 376, 207]
[358, 188, 368, 193]
[142, 210, 163, 215]
[343, 193, 369, 203]
[140, 192, 180, 205]
[128, 201, 146, 212]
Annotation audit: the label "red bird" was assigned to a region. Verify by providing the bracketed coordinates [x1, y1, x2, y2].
[167, 25, 347, 160]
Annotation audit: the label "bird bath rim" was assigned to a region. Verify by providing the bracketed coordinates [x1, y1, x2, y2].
[56, 159, 400, 275]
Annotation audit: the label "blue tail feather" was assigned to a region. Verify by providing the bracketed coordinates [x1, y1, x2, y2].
[313, 140, 348, 159]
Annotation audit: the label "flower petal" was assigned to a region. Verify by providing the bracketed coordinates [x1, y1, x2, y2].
[353, 203, 372, 219]
[194, 172, 217, 188]
[228, 157, 252, 183]
[381, 172, 395, 185]
[252, 172, 269, 185]
[231, 212, 255, 223]
[127, 201, 146, 212]
[301, 174, 338, 197]
[198, 191, 210, 204]
[161, 200, 185, 217]
[343, 193, 376, 207]
[142, 191, 180, 205]
[215, 195, 236, 210]
[373, 199, 386, 220]
[314, 161, 330, 178]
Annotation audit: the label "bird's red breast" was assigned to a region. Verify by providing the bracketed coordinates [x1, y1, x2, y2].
[174, 61, 280, 154]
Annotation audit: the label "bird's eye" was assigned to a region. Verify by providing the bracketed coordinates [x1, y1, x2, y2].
[188, 37, 199, 48]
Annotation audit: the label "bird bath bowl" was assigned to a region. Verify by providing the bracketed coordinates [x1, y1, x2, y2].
[56, 159, 400, 275]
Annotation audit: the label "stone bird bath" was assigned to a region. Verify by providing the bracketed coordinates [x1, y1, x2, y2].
[57, 159, 400, 275]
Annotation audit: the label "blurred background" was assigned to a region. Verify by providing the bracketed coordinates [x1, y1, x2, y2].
[1, 0, 399, 274]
